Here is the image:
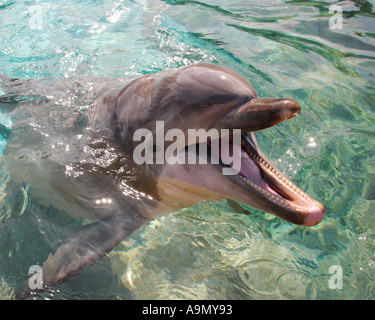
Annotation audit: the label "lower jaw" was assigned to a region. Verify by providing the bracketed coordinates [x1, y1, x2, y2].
[204, 139, 324, 225]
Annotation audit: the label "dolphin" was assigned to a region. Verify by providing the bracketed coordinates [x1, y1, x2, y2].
[0, 64, 324, 298]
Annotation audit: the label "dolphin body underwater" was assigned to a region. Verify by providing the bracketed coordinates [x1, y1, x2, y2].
[0, 64, 324, 298]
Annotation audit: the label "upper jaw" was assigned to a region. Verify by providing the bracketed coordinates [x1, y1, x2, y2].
[214, 97, 301, 132]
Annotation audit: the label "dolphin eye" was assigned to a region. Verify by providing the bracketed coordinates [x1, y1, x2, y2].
[194, 104, 210, 109]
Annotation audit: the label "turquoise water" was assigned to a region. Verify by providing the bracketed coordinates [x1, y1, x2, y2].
[0, 0, 375, 299]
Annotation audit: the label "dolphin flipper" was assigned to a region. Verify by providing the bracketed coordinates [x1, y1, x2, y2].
[15, 212, 146, 299]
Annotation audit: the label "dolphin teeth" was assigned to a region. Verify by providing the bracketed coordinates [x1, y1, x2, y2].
[237, 133, 323, 221]
[240, 135, 320, 211]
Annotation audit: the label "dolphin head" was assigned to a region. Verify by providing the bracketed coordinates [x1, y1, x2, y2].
[112, 64, 324, 226]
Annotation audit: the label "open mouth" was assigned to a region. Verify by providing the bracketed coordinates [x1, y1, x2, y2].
[207, 133, 325, 226]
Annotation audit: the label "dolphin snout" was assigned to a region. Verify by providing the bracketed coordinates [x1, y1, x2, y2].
[217, 97, 301, 132]
[270, 98, 301, 120]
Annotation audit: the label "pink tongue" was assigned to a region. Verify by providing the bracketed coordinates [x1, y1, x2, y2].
[221, 141, 278, 195]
